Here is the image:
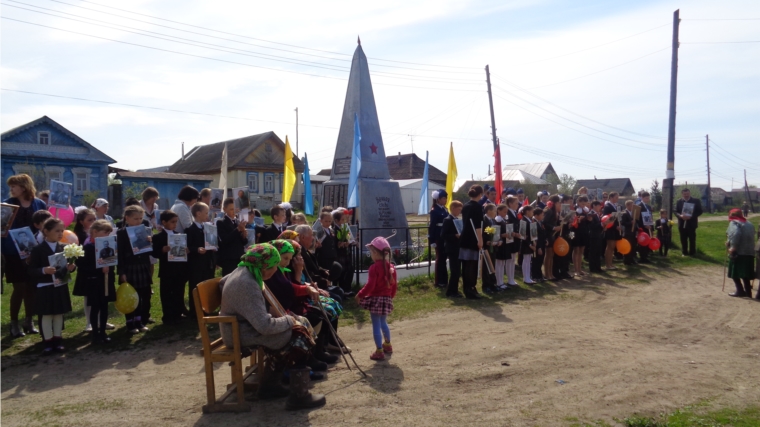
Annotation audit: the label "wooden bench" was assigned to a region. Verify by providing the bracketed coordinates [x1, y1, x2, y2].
[193, 277, 265, 413]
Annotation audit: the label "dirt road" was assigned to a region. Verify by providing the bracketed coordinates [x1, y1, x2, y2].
[2, 266, 758, 426]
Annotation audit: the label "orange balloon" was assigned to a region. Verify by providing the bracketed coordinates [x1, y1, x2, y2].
[60, 230, 79, 245]
[553, 237, 570, 256]
[616, 238, 631, 255]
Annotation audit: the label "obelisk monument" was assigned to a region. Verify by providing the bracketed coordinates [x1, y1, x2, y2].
[322, 39, 409, 247]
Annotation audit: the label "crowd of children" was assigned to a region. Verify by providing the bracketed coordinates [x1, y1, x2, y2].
[433, 184, 677, 298]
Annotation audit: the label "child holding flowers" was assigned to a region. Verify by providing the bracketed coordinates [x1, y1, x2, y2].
[481, 204, 498, 294]
[27, 218, 78, 354]
[656, 209, 672, 256]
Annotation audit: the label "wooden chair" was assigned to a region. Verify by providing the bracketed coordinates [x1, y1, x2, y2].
[193, 278, 266, 413]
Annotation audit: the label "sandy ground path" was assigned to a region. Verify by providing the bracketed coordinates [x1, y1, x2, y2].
[2, 266, 758, 427]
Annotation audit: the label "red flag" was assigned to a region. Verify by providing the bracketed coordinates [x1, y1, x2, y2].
[522, 197, 529, 207]
[493, 142, 502, 200]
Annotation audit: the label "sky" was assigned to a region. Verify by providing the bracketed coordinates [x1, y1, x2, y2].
[2, 0, 759, 194]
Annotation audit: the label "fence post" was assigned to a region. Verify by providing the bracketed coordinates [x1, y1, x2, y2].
[428, 232, 431, 277]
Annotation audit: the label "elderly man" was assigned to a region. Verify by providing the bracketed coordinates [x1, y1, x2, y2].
[294, 225, 344, 302]
[675, 188, 703, 256]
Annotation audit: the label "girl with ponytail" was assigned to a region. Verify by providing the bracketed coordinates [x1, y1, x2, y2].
[356, 236, 398, 361]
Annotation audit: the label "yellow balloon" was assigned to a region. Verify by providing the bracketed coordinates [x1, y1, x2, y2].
[115, 282, 139, 314]
[616, 238, 632, 255]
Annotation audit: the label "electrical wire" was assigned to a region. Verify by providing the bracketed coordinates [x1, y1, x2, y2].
[521, 23, 670, 65]
[50, 0, 482, 70]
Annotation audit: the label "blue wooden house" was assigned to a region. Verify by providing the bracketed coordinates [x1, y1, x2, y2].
[115, 171, 213, 210]
[1, 116, 116, 205]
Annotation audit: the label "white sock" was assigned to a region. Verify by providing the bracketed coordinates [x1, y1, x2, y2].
[41, 315, 53, 339]
[506, 257, 515, 284]
[52, 314, 63, 337]
[522, 254, 532, 282]
[495, 260, 506, 286]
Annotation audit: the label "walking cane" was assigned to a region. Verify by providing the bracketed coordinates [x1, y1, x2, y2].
[721, 247, 728, 292]
[303, 270, 366, 377]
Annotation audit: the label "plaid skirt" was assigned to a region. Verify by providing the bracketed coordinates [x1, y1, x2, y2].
[121, 262, 153, 289]
[359, 296, 394, 316]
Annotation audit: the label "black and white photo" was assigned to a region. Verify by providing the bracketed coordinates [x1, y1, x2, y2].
[1, 203, 18, 237]
[127, 225, 152, 255]
[9, 226, 37, 259]
[49, 180, 73, 208]
[204, 223, 218, 250]
[169, 234, 188, 262]
[95, 236, 118, 267]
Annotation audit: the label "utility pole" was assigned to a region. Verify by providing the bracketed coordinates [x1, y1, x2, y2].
[294, 107, 299, 157]
[663, 9, 680, 219]
[745, 169, 756, 213]
[485, 65, 499, 152]
[705, 134, 711, 212]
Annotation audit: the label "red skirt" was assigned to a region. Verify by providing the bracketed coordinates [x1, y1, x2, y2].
[359, 296, 394, 316]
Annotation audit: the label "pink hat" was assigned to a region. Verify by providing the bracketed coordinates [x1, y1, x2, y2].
[366, 236, 390, 252]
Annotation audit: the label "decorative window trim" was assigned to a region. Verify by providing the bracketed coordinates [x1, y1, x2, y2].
[247, 171, 259, 194]
[12, 164, 36, 176]
[71, 167, 91, 195]
[263, 172, 275, 194]
[43, 166, 65, 187]
[38, 131, 51, 145]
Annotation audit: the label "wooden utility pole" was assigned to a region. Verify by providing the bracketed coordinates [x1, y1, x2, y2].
[663, 9, 680, 219]
[485, 65, 499, 152]
[294, 107, 299, 157]
[705, 134, 711, 212]
[745, 169, 756, 213]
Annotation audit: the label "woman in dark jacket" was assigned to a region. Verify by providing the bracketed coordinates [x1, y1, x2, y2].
[459, 185, 484, 299]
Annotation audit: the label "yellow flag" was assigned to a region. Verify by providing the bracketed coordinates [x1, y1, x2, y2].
[445, 142, 457, 209]
[282, 136, 296, 203]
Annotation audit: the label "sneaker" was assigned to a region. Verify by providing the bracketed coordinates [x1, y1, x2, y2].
[370, 350, 385, 361]
[84, 324, 93, 333]
[382, 342, 393, 354]
[129, 328, 140, 335]
[105, 323, 116, 330]
[139, 325, 149, 332]
[497, 284, 509, 290]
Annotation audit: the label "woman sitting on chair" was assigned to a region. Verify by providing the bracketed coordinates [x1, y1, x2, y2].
[219, 243, 325, 409]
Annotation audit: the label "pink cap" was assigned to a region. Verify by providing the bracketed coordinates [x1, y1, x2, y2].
[366, 236, 390, 251]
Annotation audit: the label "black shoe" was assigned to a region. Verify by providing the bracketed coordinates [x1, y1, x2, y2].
[728, 292, 747, 298]
[447, 293, 463, 298]
[343, 291, 355, 298]
[465, 293, 482, 300]
[307, 358, 328, 372]
[315, 351, 339, 364]
[286, 368, 326, 410]
[639, 259, 651, 264]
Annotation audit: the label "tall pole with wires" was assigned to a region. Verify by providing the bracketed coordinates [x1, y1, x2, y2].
[663, 9, 680, 219]
[485, 65, 498, 152]
[705, 134, 712, 213]
[294, 107, 299, 157]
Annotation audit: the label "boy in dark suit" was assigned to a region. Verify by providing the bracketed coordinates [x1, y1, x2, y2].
[656, 209, 672, 256]
[260, 205, 287, 243]
[587, 201, 604, 272]
[186, 203, 215, 319]
[217, 198, 248, 276]
[620, 200, 637, 265]
[675, 188, 703, 256]
[636, 192, 654, 263]
[152, 211, 188, 324]
[428, 189, 449, 288]
[532, 208, 547, 281]
[441, 201, 463, 297]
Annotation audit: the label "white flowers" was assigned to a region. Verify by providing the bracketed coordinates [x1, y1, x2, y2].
[63, 243, 85, 263]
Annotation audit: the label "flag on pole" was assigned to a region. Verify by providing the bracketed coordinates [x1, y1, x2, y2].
[522, 197, 530, 207]
[445, 142, 457, 210]
[418, 151, 430, 215]
[302, 153, 313, 216]
[347, 113, 362, 208]
[493, 140, 503, 200]
[282, 136, 296, 203]
[219, 141, 228, 191]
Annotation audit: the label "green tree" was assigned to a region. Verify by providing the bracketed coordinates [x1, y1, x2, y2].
[673, 183, 701, 207]
[649, 180, 662, 211]
[546, 173, 576, 195]
[123, 182, 148, 201]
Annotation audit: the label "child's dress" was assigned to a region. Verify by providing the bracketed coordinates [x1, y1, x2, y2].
[357, 260, 397, 315]
[77, 242, 117, 305]
[28, 241, 73, 316]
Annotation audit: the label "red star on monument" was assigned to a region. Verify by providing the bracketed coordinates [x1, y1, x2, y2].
[369, 142, 378, 154]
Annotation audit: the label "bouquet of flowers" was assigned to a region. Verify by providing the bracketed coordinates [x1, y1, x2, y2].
[62, 243, 84, 283]
[335, 224, 350, 242]
[484, 226, 496, 253]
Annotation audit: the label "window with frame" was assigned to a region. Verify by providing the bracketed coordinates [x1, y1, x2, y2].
[264, 173, 274, 193]
[38, 131, 51, 145]
[247, 172, 258, 193]
[71, 167, 91, 195]
[44, 166, 65, 187]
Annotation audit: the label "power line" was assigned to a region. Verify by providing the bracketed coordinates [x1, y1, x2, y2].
[684, 18, 760, 21]
[682, 41, 760, 44]
[521, 23, 670, 64]
[1, 16, 483, 92]
[3, 4, 484, 85]
[52, 0, 482, 70]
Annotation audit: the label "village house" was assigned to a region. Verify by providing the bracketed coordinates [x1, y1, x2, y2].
[168, 132, 304, 211]
[1, 116, 115, 206]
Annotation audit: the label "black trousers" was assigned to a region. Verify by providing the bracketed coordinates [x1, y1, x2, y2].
[446, 255, 462, 296]
[189, 268, 214, 317]
[125, 286, 152, 328]
[638, 245, 651, 262]
[532, 251, 545, 279]
[336, 253, 354, 293]
[659, 235, 671, 256]
[462, 260, 479, 296]
[624, 235, 637, 264]
[89, 300, 109, 336]
[434, 240, 448, 286]
[553, 253, 570, 277]
[588, 235, 603, 271]
[679, 228, 696, 255]
[160, 276, 186, 322]
[219, 259, 239, 277]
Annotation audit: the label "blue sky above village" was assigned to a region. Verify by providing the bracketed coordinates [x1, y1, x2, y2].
[2, 0, 758, 192]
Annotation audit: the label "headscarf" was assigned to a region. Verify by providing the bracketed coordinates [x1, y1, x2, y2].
[270, 239, 295, 273]
[278, 229, 299, 240]
[289, 240, 302, 257]
[238, 243, 280, 289]
[728, 208, 747, 223]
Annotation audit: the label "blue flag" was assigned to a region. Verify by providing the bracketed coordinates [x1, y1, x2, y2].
[303, 153, 313, 216]
[347, 113, 362, 208]
[418, 151, 430, 215]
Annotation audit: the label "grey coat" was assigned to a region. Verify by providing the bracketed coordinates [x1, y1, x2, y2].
[219, 267, 293, 350]
[727, 220, 756, 256]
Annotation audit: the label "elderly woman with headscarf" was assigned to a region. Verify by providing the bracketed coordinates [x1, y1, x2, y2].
[219, 243, 325, 409]
[726, 209, 757, 298]
[265, 240, 340, 368]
